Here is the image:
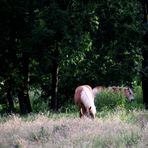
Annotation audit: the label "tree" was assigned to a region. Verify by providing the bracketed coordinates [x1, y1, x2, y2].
[138, 0, 148, 108]
[89, 0, 142, 86]
[0, 0, 35, 114]
[32, 0, 71, 110]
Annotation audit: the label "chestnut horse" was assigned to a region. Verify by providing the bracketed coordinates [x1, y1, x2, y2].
[92, 86, 134, 102]
[74, 85, 96, 119]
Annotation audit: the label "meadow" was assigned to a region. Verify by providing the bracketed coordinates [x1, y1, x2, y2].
[0, 86, 148, 148]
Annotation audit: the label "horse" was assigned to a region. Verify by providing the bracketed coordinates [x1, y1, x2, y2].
[74, 85, 96, 119]
[92, 86, 135, 102]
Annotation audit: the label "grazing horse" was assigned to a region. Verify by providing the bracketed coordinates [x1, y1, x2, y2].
[74, 85, 96, 119]
[92, 86, 135, 102]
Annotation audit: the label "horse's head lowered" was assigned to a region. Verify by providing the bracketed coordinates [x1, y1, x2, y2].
[124, 87, 135, 102]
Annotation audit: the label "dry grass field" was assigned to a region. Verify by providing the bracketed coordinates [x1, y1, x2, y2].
[0, 110, 148, 148]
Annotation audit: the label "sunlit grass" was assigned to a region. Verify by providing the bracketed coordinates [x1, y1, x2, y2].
[0, 109, 148, 148]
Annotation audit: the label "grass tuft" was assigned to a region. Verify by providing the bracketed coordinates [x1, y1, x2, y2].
[0, 110, 148, 147]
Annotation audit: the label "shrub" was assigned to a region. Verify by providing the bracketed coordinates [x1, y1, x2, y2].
[95, 85, 144, 112]
[95, 91, 126, 111]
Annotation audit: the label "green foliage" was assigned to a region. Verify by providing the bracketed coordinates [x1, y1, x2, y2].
[95, 85, 144, 112]
[95, 91, 127, 111]
[29, 90, 49, 113]
[134, 85, 143, 104]
[89, 0, 143, 86]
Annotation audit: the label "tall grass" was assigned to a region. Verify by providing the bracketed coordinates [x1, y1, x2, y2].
[0, 110, 148, 148]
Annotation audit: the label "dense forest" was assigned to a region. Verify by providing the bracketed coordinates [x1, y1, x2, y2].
[0, 0, 148, 114]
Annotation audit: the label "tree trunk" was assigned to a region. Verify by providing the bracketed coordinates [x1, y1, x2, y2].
[18, 87, 32, 114]
[139, 0, 148, 109]
[18, 53, 32, 114]
[142, 33, 148, 109]
[7, 87, 14, 113]
[4, 79, 15, 113]
[5, 16, 16, 113]
[142, 71, 148, 109]
[51, 62, 59, 111]
[50, 43, 59, 111]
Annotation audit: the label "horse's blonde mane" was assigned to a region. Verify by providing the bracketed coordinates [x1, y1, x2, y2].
[81, 87, 96, 116]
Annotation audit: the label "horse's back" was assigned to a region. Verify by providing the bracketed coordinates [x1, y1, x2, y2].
[74, 85, 93, 104]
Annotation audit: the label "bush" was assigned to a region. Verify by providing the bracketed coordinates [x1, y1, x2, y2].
[95, 85, 144, 111]
[29, 89, 49, 113]
[95, 91, 126, 111]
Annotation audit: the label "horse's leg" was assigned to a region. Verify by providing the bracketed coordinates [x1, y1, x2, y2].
[80, 108, 83, 118]
[80, 104, 87, 118]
